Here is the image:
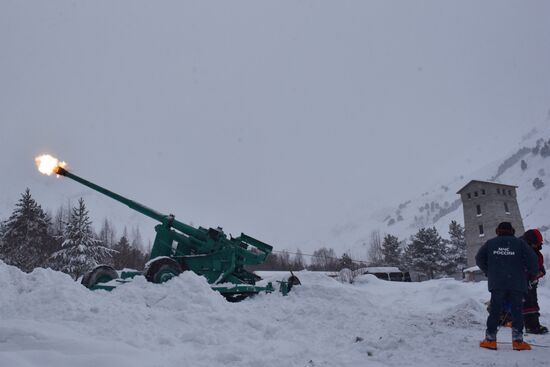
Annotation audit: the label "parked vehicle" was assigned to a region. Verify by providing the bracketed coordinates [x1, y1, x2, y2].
[356, 267, 411, 282]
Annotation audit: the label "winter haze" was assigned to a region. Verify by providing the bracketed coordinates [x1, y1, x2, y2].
[2, 1, 550, 255]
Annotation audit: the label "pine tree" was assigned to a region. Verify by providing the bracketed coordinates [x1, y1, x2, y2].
[128, 247, 147, 271]
[1, 189, 54, 272]
[130, 225, 144, 252]
[381, 234, 401, 267]
[403, 227, 445, 279]
[338, 252, 355, 270]
[112, 229, 131, 270]
[444, 221, 467, 275]
[50, 198, 115, 279]
[110, 227, 147, 271]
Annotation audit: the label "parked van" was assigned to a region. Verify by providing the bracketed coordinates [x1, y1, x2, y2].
[356, 267, 411, 282]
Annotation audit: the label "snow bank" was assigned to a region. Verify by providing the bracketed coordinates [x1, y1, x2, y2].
[1, 263, 549, 367]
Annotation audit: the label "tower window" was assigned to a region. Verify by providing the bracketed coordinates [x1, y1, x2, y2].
[481, 189, 486, 195]
[497, 188, 501, 194]
[508, 190, 512, 196]
[479, 225, 485, 236]
[467, 193, 471, 199]
[476, 204, 482, 215]
[474, 191, 478, 197]
[504, 202, 510, 214]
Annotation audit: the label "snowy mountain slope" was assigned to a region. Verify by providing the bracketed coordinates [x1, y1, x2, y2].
[329, 122, 550, 257]
[1, 261, 549, 367]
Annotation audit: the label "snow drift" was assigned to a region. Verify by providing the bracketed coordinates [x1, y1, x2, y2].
[1, 262, 549, 367]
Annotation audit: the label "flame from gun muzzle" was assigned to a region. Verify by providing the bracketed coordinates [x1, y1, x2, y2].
[35, 154, 67, 176]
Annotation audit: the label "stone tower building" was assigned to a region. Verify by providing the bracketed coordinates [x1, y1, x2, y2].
[457, 180, 525, 269]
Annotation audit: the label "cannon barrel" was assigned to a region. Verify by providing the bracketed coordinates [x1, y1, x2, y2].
[55, 167, 199, 236]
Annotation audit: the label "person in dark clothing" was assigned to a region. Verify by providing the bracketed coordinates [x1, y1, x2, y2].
[520, 229, 547, 334]
[476, 222, 539, 351]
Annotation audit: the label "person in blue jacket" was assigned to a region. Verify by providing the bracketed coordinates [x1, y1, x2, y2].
[476, 222, 538, 351]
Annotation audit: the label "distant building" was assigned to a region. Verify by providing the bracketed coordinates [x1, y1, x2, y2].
[457, 180, 525, 281]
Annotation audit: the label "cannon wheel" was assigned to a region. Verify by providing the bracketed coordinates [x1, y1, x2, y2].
[223, 293, 252, 303]
[81, 265, 118, 289]
[145, 258, 183, 284]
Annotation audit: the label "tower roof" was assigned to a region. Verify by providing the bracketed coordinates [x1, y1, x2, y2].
[456, 180, 518, 195]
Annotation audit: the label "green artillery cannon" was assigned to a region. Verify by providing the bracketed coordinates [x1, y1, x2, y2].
[51, 165, 299, 300]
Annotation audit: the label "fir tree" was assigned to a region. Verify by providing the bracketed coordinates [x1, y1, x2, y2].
[127, 247, 147, 271]
[403, 227, 445, 279]
[111, 227, 148, 271]
[381, 234, 401, 267]
[50, 198, 115, 279]
[444, 221, 467, 274]
[339, 252, 355, 270]
[1, 189, 54, 272]
[112, 229, 131, 270]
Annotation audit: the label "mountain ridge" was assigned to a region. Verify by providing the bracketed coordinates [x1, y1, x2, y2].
[329, 122, 550, 258]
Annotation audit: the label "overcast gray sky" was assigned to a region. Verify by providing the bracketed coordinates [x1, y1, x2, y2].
[1, 1, 550, 251]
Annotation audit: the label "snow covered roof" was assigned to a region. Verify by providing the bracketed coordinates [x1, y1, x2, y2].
[456, 180, 518, 194]
[463, 265, 481, 273]
[358, 267, 402, 273]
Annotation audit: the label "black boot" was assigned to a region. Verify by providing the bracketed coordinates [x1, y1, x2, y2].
[527, 325, 548, 334]
[524, 313, 548, 334]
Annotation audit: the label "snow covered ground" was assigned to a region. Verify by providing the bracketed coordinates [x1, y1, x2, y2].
[1, 262, 549, 367]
